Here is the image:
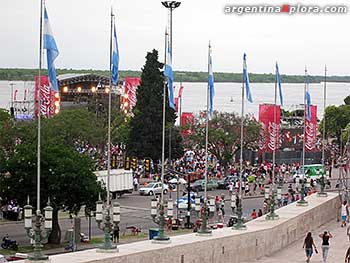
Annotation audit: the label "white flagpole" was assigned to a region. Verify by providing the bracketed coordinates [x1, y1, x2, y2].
[233, 55, 247, 229]
[322, 65, 327, 165]
[297, 67, 308, 205]
[204, 43, 210, 205]
[37, 0, 44, 214]
[302, 67, 307, 177]
[107, 8, 114, 207]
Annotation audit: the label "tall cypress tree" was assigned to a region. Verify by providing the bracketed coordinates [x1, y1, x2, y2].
[127, 49, 182, 161]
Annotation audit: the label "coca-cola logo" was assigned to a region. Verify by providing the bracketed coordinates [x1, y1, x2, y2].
[40, 84, 53, 118]
[305, 121, 315, 150]
[258, 123, 267, 150]
[267, 121, 279, 151]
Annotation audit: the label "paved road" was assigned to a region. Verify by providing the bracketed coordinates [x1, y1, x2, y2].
[1, 166, 346, 247]
[0, 189, 264, 246]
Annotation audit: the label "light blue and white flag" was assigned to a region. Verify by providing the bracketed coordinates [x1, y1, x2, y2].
[164, 32, 175, 110]
[243, 53, 253, 103]
[305, 77, 311, 121]
[276, 62, 283, 106]
[208, 44, 214, 116]
[44, 7, 59, 91]
[111, 20, 119, 85]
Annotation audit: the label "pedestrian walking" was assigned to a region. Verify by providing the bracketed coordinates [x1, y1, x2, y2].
[228, 182, 234, 196]
[220, 194, 225, 217]
[303, 232, 317, 263]
[133, 177, 139, 191]
[215, 195, 220, 213]
[341, 201, 349, 227]
[346, 246, 350, 263]
[257, 209, 263, 217]
[319, 231, 333, 262]
[113, 224, 120, 243]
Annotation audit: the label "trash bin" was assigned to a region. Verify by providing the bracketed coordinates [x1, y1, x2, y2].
[149, 228, 159, 240]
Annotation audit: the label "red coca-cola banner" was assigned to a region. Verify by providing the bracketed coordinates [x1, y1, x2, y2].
[124, 77, 140, 110]
[181, 112, 194, 136]
[304, 105, 317, 152]
[35, 76, 55, 118]
[258, 104, 281, 153]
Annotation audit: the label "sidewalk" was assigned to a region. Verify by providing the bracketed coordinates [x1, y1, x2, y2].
[251, 219, 349, 263]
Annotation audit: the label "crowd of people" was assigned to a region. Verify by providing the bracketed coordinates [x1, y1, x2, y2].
[0, 199, 21, 221]
[73, 140, 125, 170]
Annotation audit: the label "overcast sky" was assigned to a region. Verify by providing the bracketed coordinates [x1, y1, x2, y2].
[1, 0, 349, 75]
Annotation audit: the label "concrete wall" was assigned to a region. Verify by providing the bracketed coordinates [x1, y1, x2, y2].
[25, 193, 339, 263]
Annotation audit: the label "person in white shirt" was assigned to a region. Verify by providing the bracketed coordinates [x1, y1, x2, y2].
[341, 200, 349, 227]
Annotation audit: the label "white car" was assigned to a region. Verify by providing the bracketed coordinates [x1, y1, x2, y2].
[139, 182, 169, 196]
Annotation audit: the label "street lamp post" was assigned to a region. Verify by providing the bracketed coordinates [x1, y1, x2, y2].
[24, 197, 53, 261]
[95, 196, 120, 251]
[195, 196, 215, 235]
[151, 197, 173, 242]
[297, 176, 308, 206]
[265, 184, 282, 220]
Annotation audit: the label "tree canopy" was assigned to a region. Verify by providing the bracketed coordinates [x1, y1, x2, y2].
[0, 109, 105, 244]
[184, 111, 260, 170]
[320, 104, 350, 141]
[127, 49, 183, 161]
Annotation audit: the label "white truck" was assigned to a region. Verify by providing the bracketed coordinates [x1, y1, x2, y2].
[94, 169, 133, 198]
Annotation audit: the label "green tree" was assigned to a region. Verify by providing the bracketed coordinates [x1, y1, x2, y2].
[184, 111, 260, 172]
[0, 142, 104, 244]
[42, 108, 106, 146]
[127, 49, 183, 160]
[320, 104, 350, 141]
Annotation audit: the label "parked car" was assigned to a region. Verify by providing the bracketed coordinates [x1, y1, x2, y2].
[217, 176, 238, 189]
[191, 179, 218, 192]
[174, 192, 203, 209]
[138, 182, 169, 196]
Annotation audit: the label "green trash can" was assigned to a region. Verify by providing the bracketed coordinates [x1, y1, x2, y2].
[149, 228, 159, 240]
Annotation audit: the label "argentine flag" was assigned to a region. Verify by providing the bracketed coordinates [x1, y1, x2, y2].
[276, 62, 283, 106]
[208, 44, 214, 116]
[164, 33, 175, 110]
[111, 20, 119, 85]
[44, 7, 59, 91]
[243, 53, 253, 103]
[305, 77, 311, 121]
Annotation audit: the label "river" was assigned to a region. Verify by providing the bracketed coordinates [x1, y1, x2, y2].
[0, 81, 349, 118]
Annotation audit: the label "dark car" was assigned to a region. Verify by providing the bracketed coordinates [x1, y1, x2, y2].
[190, 179, 218, 192]
[217, 176, 237, 189]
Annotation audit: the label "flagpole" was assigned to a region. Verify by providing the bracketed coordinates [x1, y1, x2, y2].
[319, 65, 328, 196]
[96, 7, 117, 251]
[322, 66, 327, 164]
[161, 29, 167, 217]
[266, 63, 279, 220]
[233, 55, 247, 230]
[297, 67, 308, 206]
[37, 0, 44, 216]
[25, 1, 52, 260]
[179, 83, 182, 130]
[197, 42, 211, 235]
[151, 29, 170, 242]
[107, 7, 113, 210]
